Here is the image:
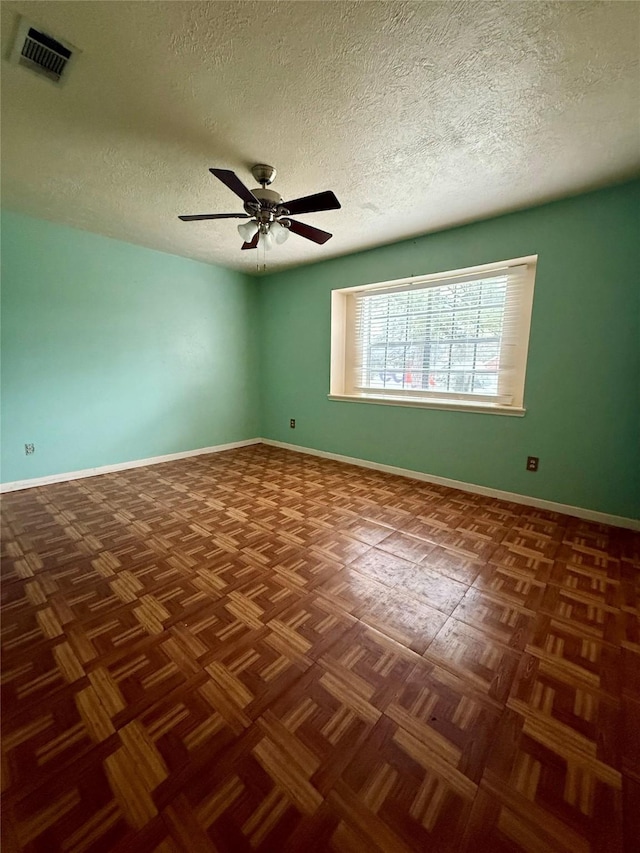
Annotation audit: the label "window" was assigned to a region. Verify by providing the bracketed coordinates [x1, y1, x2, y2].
[330, 256, 537, 415]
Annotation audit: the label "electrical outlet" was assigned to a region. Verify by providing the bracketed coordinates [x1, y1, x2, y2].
[25, 443, 35, 455]
[290, 419, 296, 429]
[526, 456, 539, 472]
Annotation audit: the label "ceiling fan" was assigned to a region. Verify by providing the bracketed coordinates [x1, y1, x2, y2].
[179, 164, 341, 250]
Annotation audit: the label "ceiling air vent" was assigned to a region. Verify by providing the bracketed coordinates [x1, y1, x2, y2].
[10, 16, 79, 84]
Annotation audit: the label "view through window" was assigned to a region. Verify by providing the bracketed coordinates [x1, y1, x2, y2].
[330, 257, 537, 413]
[357, 273, 508, 397]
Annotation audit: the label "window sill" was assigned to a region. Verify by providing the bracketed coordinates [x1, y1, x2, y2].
[327, 393, 526, 417]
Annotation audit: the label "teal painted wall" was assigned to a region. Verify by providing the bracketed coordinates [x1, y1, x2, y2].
[1, 211, 259, 483]
[3, 184, 638, 518]
[258, 181, 640, 519]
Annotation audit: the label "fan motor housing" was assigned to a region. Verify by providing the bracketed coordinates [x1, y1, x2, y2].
[251, 188, 283, 206]
[245, 188, 285, 221]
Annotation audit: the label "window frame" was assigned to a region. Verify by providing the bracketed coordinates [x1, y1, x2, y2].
[329, 255, 537, 417]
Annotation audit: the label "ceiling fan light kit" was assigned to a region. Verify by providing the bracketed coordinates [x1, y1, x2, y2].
[237, 220, 259, 241]
[270, 219, 289, 245]
[179, 164, 341, 252]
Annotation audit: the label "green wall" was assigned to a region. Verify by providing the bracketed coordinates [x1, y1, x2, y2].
[2, 183, 638, 519]
[258, 181, 640, 519]
[1, 211, 259, 483]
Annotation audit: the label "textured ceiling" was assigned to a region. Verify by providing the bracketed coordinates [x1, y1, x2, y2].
[1, 1, 639, 274]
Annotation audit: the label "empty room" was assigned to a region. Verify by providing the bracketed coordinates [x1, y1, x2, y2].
[1, 1, 638, 851]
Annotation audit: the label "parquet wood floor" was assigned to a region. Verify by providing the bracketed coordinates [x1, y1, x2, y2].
[1, 445, 638, 852]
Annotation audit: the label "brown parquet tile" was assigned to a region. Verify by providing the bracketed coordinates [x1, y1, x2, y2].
[1, 444, 638, 851]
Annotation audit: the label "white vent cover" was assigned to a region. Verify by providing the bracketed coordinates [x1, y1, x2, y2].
[10, 16, 79, 84]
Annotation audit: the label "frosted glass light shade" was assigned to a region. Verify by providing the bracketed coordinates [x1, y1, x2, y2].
[237, 220, 259, 241]
[261, 230, 274, 251]
[271, 220, 290, 244]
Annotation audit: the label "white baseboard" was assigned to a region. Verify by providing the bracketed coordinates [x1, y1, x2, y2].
[0, 439, 262, 493]
[3, 435, 637, 531]
[260, 438, 640, 531]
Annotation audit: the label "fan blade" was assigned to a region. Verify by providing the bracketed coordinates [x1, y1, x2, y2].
[287, 219, 333, 244]
[281, 190, 340, 216]
[241, 231, 260, 250]
[178, 213, 249, 221]
[210, 168, 259, 205]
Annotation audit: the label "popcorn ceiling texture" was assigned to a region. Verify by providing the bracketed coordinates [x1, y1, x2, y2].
[1, 1, 638, 274]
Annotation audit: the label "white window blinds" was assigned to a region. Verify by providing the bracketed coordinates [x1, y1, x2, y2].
[332, 258, 536, 411]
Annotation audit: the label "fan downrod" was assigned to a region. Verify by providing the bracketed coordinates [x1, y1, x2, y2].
[251, 164, 277, 187]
